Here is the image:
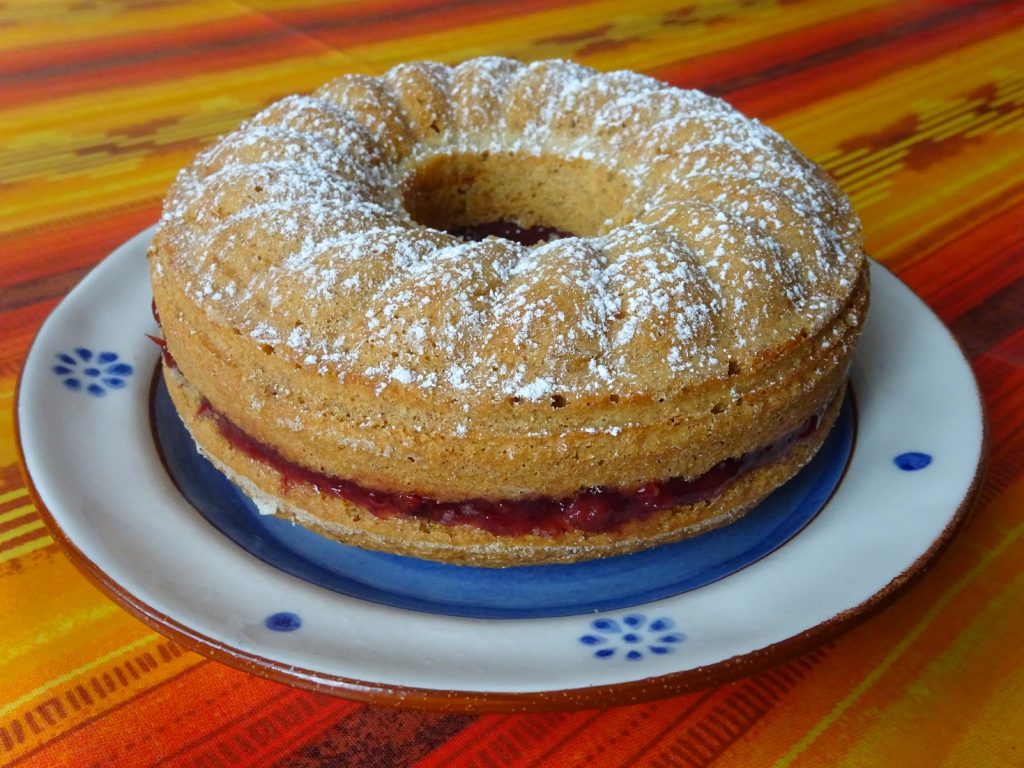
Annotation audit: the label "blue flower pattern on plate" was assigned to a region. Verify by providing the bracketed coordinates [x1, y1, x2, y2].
[580, 614, 684, 660]
[265, 612, 302, 632]
[894, 452, 932, 471]
[53, 348, 133, 396]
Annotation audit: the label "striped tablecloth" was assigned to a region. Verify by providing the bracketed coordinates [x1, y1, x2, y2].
[2, 1, 1022, 765]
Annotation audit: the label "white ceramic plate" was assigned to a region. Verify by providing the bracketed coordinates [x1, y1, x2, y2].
[17, 228, 985, 711]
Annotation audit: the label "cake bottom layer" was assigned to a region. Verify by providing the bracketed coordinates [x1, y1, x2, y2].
[165, 369, 844, 566]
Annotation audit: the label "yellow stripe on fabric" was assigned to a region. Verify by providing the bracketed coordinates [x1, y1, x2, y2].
[2, 545, 141, 691]
[0, 518, 44, 544]
[775, 27, 1024, 154]
[0, 534, 53, 563]
[0, 488, 29, 506]
[0, 152, 191, 233]
[0, 604, 120, 672]
[856, 131, 1024, 263]
[337, 0, 890, 74]
[772, 479, 1024, 768]
[0, 0, 245, 52]
[243, 0, 372, 10]
[774, 27, 1024, 260]
[941, 665, 1024, 767]
[978, 108, 1024, 137]
[0, 633, 153, 719]
[833, 572, 1024, 767]
[836, 98, 1023, 195]
[0, 382, 18, 469]
[553, 0, 894, 75]
[0, 53, 377, 232]
[0, 0, 884, 143]
[0, 0, 894, 234]
[0, 51, 354, 142]
[0, 636, 203, 766]
[0, 503, 36, 524]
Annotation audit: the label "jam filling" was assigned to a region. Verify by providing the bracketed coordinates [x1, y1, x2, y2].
[196, 398, 826, 536]
[148, 299, 178, 370]
[152, 299, 830, 536]
[450, 220, 571, 246]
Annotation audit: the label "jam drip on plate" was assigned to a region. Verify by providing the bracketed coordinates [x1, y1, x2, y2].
[196, 399, 827, 537]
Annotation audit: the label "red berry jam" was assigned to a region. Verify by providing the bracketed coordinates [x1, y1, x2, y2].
[148, 299, 178, 370]
[147, 334, 178, 370]
[451, 220, 571, 246]
[197, 399, 827, 536]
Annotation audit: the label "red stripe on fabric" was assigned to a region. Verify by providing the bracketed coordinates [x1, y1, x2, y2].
[148, 689, 358, 768]
[282, 709, 473, 767]
[973, 334, 1024, 505]
[0, 0, 590, 108]
[974, 330, 1024, 451]
[650, 0, 978, 90]
[519, 711, 608, 768]
[898, 195, 1024, 325]
[0, 495, 31, 516]
[0, 512, 38, 535]
[414, 714, 571, 768]
[262, 0, 585, 48]
[0, 15, 290, 76]
[228, 696, 364, 768]
[0, 204, 159, 291]
[0, 527, 48, 555]
[723, 0, 1024, 118]
[0, 467, 24, 497]
[0, 301, 58, 378]
[0, 19, 326, 109]
[6, 662, 211, 768]
[266, 0, 524, 25]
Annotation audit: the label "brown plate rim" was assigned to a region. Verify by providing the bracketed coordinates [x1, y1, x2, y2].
[13, 256, 988, 713]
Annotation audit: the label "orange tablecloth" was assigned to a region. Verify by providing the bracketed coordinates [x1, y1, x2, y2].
[2, 1, 1023, 765]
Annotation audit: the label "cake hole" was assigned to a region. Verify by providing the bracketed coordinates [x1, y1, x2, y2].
[728, 359, 741, 376]
[508, 396, 522, 405]
[551, 394, 567, 408]
[711, 402, 727, 414]
[609, 394, 620, 404]
[400, 151, 629, 244]
[259, 344, 275, 355]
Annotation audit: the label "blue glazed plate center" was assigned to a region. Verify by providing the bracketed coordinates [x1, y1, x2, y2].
[152, 374, 854, 619]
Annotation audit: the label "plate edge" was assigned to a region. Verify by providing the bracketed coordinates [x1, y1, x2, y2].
[12, 247, 990, 713]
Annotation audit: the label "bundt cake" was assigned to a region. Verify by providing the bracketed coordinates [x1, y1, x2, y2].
[148, 57, 868, 566]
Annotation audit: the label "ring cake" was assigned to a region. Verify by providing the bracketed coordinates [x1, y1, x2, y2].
[149, 57, 869, 566]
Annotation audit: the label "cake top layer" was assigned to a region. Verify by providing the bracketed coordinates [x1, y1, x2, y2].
[151, 57, 864, 403]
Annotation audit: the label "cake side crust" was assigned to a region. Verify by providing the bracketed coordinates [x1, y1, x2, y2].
[165, 367, 844, 566]
[150, 262, 866, 501]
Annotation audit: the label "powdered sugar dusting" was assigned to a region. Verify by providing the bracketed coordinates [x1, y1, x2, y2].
[153, 58, 864, 401]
